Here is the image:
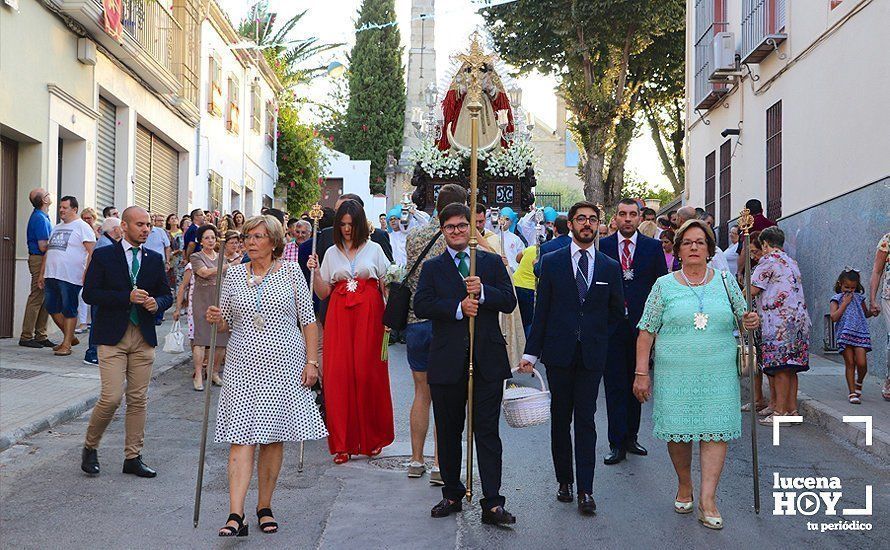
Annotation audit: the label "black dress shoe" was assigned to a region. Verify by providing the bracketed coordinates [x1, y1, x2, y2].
[431, 498, 462, 518]
[122, 456, 157, 478]
[557, 483, 574, 503]
[603, 447, 626, 465]
[481, 505, 516, 525]
[18, 339, 43, 348]
[81, 447, 99, 476]
[626, 440, 648, 456]
[36, 339, 58, 348]
[577, 493, 597, 515]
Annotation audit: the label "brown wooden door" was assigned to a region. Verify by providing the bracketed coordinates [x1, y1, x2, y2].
[320, 178, 343, 209]
[0, 138, 18, 337]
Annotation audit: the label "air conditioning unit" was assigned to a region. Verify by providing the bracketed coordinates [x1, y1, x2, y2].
[711, 32, 737, 78]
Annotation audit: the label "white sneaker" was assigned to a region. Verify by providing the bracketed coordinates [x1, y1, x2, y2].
[407, 461, 425, 478]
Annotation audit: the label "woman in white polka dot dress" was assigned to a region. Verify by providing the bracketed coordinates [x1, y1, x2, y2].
[206, 214, 327, 537]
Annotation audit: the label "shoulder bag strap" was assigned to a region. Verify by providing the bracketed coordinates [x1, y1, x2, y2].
[719, 270, 742, 334]
[402, 231, 442, 282]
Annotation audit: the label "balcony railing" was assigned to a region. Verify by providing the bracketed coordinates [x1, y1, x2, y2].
[741, 0, 787, 64]
[172, 0, 201, 110]
[122, 0, 180, 77]
[694, 20, 729, 111]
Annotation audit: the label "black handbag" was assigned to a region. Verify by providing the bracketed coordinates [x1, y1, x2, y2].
[382, 231, 442, 331]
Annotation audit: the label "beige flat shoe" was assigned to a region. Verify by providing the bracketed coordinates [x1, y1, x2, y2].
[674, 496, 694, 514]
[192, 375, 204, 392]
[212, 374, 223, 386]
[698, 507, 723, 530]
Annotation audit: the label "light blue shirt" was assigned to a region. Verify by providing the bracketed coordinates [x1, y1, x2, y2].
[143, 226, 170, 258]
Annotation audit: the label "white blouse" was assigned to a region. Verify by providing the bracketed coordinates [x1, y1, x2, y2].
[320, 241, 392, 283]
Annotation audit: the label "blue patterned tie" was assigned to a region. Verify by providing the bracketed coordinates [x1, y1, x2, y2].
[576, 249, 589, 302]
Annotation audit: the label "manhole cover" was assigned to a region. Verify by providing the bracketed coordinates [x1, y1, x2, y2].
[0, 368, 44, 380]
[368, 455, 436, 471]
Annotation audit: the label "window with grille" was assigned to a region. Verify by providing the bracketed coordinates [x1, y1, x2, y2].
[208, 56, 222, 116]
[265, 100, 275, 148]
[209, 170, 223, 214]
[704, 150, 716, 220]
[251, 83, 261, 133]
[766, 100, 782, 220]
[226, 76, 240, 134]
[693, 0, 728, 108]
[718, 140, 732, 249]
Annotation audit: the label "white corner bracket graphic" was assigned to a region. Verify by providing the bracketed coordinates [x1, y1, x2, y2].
[842, 415, 873, 446]
[772, 415, 804, 445]
[842, 485, 873, 516]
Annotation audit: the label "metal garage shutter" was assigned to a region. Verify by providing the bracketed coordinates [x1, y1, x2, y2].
[134, 125, 152, 210]
[96, 97, 116, 213]
[150, 137, 178, 217]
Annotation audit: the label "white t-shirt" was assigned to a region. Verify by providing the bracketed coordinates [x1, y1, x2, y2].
[389, 230, 408, 267]
[45, 219, 96, 284]
[320, 241, 392, 283]
[497, 230, 525, 271]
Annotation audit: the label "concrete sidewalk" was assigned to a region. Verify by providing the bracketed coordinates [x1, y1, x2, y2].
[793, 352, 890, 460]
[0, 320, 191, 451]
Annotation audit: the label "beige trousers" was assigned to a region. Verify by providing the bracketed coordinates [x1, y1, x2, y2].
[20, 254, 49, 340]
[85, 324, 155, 459]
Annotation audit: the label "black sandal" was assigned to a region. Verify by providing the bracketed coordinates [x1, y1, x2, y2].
[218, 513, 248, 537]
[257, 507, 278, 533]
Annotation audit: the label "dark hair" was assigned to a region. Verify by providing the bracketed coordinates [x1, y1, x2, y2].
[339, 193, 364, 207]
[196, 224, 219, 245]
[438, 203, 471, 227]
[568, 201, 601, 222]
[758, 225, 784, 249]
[190, 208, 204, 218]
[475, 202, 487, 214]
[165, 213, 178, 231]
[333, 200, 369, 249]
[60, 195, 78, 211]
[179, 217, 190, 231]
[232, 210, 245, 225]
[617, 198, 640, 211]
[745, 199, 764, 215]
[554, 215, 569, 235]
[656, 216, 671, 229]
[287, 217, 299, 228]
[660, 229, 675, 242]
[320, 206, 336, 230]
[672, 219, 717, 259]
[667, 209, 677, 217]
[749, 230, 763, 250]
[265, 208, 286, 225]
[379, 213, 386, 218]
[641, 207, 656, 218]
[102, 206, 116, 217]
[835, 269, 865, 294]
[435, 183, 468, 212]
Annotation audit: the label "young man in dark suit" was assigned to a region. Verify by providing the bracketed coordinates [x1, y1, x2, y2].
[80, 207, 173, 478]
[599, 198, 668, 465]
[414, 203, 518, 525]
[519, 201, 625, 515]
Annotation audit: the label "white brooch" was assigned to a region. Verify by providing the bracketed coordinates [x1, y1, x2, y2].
[346, 278, 359, 293]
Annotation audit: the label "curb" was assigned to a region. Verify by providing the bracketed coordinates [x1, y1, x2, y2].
[796, 391, 890, 462]
[0, 355, 191, 453]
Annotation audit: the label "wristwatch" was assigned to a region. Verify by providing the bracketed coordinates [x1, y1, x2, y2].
[306, 360, 319, 367]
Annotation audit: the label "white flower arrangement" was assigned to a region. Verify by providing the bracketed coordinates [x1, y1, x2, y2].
[484, 141, 537, 179]
[410, 140, 537, 180]
[410, 141, 464, 179]
[383, 263, 408, 284]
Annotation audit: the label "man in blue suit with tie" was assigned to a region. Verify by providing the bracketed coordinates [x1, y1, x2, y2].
[519, 201, 625, 516]
[599, 198, 668, 465]
[80, 207, 172, 478]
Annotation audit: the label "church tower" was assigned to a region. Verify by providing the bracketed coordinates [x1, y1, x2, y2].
[393, 0, 437, 203]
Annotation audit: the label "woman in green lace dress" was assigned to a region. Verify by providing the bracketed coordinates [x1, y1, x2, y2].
[633, 220, 760, 530]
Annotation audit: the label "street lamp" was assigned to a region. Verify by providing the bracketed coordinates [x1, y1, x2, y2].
[423, 82, 438, 108]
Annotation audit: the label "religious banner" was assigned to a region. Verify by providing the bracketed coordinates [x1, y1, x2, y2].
[102, 0, 124, 42]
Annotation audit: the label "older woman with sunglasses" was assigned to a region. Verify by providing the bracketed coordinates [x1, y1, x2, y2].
[633, 220, 759, 530]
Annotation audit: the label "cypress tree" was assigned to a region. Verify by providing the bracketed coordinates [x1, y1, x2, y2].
[340, 0, 405, 194]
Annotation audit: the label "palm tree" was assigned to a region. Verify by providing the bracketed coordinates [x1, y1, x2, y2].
[237, 1, 341, 90]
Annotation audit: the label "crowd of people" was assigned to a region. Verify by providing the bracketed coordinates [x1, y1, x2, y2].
[17, 185, 889, 536]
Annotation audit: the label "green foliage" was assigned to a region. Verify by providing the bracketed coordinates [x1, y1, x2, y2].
[482, 0, 685, 202]
[339, 0, 405, 194]
[534, 180, 585, 210]
[621, 172, 677, 205]
[239, 2, 337, 217]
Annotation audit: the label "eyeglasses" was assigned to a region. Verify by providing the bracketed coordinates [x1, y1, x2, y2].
[680, 239, 708, 248]
[572, 216, 598, 226]
[242, 233, 269, 242]
[443, 222, 470, 234]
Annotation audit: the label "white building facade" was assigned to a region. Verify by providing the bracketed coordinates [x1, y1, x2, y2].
[0, 0, 279, 338]
[194, 0, 280, 217]
[685, 0, 890, 364]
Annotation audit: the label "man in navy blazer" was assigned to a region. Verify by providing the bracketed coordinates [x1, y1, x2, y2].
[414, 203, 518, 526]
[520, 201, 625, 516]
[80, 207, 172, 479]
[599, 199, 668, 465]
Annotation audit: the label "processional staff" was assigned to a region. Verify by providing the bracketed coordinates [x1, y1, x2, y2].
[298, 202, 324, 473]
[738, 208, 761, 514]
[193, 215, 230, 527]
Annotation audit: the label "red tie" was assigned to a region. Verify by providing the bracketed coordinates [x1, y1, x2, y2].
[621, 239, 633, 270]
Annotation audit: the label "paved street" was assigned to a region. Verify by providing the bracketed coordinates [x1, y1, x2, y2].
[0, 343, 887, 549]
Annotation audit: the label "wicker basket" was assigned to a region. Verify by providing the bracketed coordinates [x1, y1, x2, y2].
[502, 367, 551, 428]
